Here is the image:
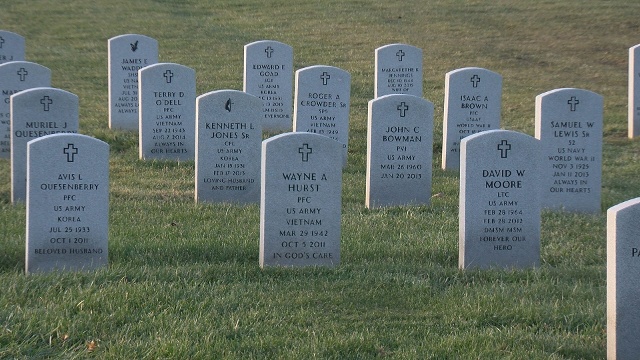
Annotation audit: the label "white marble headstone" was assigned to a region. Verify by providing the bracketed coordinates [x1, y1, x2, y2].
[108, 34, 158, 131]
[459, 130, 541, 270]
[629, 44, 640, 138]
[0, 30, 25, 64]
[374, 44, 423, 98]
[244, 40, 293, 132]
[442, 67, 502, 170]
[26, 133, 109, 274]
[607, 197, 640, 359]
[366, 94, 433, 208]
[535, 88, 603, 213]
[260, 132, 342, 268]
[293, 65, 350, 166]
[195, 90, 262, 204]
[139, 63, 195, 160]
[11, 87, 79, 203]
[0, 61, 51, 158]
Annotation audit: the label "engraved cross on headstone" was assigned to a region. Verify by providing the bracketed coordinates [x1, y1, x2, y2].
[299, 143, 313, 162]
[0, 36, 4, 49]
[320, 72, 330, 86]
[163, 70, 174, 83]
[497, 140, 511, 158]
[396, 49, 405, 61]
[397, 102, 409, 117]
[63, 143, 78, 162]
[17, 67, 28, 81]
[568, 96, 579, 111]
[40, 96, 53, 111]
[265, 46, 274, 58]
[470, 74, 481, 88]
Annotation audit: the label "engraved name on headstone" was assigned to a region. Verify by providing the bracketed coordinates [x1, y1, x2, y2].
[293, 65, 350, 166]
[108, 34, 158, 130]
[374, 43, 423, 98]
[11, 87, 78, 203]
[535, 88, 603, 213]
[26, 133, 109, 274]
[0, 61, 51, 158]
[139, 63, 195, 160]
[366, 94, 433, 208]
[260, 132, 342, 268]
[195, 90, 262, 203]
[442, 67, 502, 170]
[459, 130, 541, 270]
[244, 40, 293, 132]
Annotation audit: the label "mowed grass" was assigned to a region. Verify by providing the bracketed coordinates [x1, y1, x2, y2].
[0, 0, 638, 358]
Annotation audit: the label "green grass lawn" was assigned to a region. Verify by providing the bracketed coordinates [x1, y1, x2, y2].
[1, 0, 639, 358]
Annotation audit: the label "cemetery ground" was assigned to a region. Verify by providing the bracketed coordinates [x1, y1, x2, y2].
[0, 0, 638, 358]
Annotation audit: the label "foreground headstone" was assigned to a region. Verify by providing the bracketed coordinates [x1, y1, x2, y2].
[260, 132, 342, 268]
[366, 94, 433, 208]
[11, 87, 78, 203]
[108, 34, 158, 130]
[0, 61, 51, 158]
[442, 67, 502, 170]
[139, 63, 195, 160]
[374, 44, 422, 98]
[629, 44, 640, 138]
[459, 130, 541, 270]
[195, 90, 262, 203]
[535, 88, 603, 213]
[293, 65, 350, 166]
[26, 133, 109, 274]
[244, 40, 293, 132]
[0, 30, 25, 64]
[607, 198, 640, 359]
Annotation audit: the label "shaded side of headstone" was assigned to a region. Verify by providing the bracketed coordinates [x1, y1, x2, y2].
[260, 132, 342, 268]
[11, 87, 79, 203]
[108, 34, 158, 130]
[0, 30, 25, 64]
[459, 130, 541, 270]
[0, 61, 51, 158]
[366, 94, 433, 208]
[293, 65, 350, 166]
[244, 40, 293, 132]
[195, 90, 262, 203]
[629, 44, 640, 138]
[139, 63, 196, 160]
[26, 133, 109, 274]
[607, 198, 640, 359]
[535, 88, 603, 213]
[442, 67, 502, 170]
[374, 43, 423, 98]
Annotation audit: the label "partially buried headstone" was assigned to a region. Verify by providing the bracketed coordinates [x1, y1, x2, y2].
[535, 88, 603, 213]
[195, 90, 262, 204]
[108, 34, 158, 131]
[244, 40, 293, 132]
[607, 197, 640, 359]
[0, 61, 51, 158]
[374, 43, 423, 98]
[26, 133, 109, 274]
[0, 30, 25, 64]
[11, 87, 78, 203]
[139, 63, 195, 160]
[459, 129, 541, 270]
[366, 94, 433, 208]
[260, 132, 342, 268]
[442, 67, 502, 170]
[629, 44, 640, 138]
[293, 65, 350, 166]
